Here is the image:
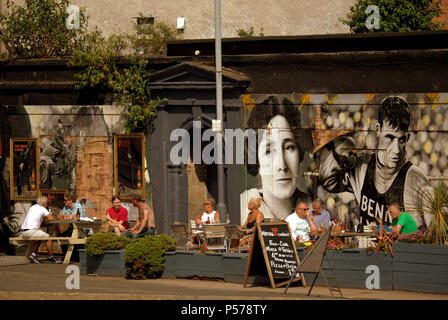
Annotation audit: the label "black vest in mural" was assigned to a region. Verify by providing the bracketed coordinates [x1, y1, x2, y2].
[359, 157, 412, 225]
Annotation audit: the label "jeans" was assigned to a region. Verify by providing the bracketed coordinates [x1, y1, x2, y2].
[122, 228, 155, 240]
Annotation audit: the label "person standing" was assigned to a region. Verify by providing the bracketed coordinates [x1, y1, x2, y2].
[388, 202, 418, 235]
[285, 202, 317, 242]
[123, 194, 156, 239]
[106, 195, 128, 236]
[21, 196, 60, 263]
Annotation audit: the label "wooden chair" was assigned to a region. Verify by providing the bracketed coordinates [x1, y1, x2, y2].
[202, 224, 227, 252]
[171, 223, 198, 251]
[284, 227, 343, 298]
[225, 224, 252, 253]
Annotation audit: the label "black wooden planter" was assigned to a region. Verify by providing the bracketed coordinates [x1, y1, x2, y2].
[78, 249, 126, 277]
[175, 251, 224, 279]
[392, 242, 448, 294]
[297, 248, 393, 289]
[161, 251, 176, 278]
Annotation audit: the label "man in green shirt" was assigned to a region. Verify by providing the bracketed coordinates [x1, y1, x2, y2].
[388, 203, 418, 234]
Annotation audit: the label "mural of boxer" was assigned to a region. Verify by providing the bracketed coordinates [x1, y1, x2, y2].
[319, 95, 433, 229]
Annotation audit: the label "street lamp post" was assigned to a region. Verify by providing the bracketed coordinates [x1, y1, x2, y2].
[214, 0, 228, 222]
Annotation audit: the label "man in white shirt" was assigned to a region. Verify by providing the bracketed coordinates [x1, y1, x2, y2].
[21, 196, 60, 263]
[285, 202, 317, 242]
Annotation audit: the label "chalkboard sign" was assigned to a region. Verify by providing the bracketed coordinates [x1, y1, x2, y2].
[244, 221, 305, 289]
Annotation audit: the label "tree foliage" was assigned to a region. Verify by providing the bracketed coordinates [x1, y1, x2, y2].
[127, 14, 178, 56]
[340, 0, 445, 33]
[0, 0, 88, 58]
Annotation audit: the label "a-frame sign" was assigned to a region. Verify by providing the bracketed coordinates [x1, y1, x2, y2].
[243, 221, 306, 289]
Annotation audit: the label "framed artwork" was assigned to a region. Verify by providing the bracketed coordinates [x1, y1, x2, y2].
[10, 138, 39, 200]
[114, 134, 146, 200]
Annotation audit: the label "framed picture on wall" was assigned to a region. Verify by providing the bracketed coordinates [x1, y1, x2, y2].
[10, 138, 39, 200]
[114, 134, 146, 200]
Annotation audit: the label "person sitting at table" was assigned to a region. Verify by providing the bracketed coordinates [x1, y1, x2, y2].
[106, 195, 129, 236]
[20, 196, 61, 264]
[195, 198, 220, 227]
[285, 202, 318, 242]
[236, 197, 265, 251]
[388, 202, 418, 235]
[122, 194, 156, 240]
[59, 191, 85, 262]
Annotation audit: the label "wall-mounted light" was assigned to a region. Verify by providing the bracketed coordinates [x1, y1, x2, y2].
[177, 17, 185, 32]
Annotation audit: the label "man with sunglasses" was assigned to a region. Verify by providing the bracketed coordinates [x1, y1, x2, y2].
[195, 199, 221, 227]
[284, 202, 317, 242]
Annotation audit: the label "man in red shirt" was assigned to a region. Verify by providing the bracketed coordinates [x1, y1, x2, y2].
[106, 195, 129, 236]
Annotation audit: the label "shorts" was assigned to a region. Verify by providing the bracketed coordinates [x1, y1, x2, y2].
[21, 229, 49, 238]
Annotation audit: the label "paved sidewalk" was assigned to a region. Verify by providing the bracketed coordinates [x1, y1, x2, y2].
[0, 256, 447, 300]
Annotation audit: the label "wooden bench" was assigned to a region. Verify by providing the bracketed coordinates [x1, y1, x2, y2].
[10, 236, 86, 264]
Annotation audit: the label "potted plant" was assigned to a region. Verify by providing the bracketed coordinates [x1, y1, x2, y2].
[79, 233, 132, 276]
[124, 234, 176, 280]
[392, 182, 448, 293]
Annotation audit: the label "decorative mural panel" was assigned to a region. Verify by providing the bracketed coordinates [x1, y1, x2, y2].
[240, 93, 448, 231]
[114, 134, 146, 200]
[1, 105, 127, 243]
[9, 138, 39, 200]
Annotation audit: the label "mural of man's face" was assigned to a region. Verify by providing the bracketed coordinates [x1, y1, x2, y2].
[258, 115, 299, 199]
[376, 120, 409, 170]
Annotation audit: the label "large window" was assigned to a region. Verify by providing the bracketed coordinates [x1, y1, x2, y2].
[114, 134, 145, 200]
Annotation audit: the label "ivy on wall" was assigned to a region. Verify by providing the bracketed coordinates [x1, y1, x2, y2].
[0, 1, 176, 133]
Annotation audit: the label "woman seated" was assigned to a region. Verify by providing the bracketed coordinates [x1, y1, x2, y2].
[195, 198, 220, 227]
[231, 197, 264, 251]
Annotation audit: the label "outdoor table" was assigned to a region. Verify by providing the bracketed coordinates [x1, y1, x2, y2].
[42, 219, 105, 264]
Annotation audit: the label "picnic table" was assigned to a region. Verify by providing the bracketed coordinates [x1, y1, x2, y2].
[9, 219, 105, 264]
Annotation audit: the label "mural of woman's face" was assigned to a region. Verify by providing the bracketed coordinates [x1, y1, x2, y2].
[376, 120, 409, 170]
[258, 115, 299, 199]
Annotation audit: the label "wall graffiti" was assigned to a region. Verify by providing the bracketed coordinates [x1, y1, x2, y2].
[240, 93, 448, 230]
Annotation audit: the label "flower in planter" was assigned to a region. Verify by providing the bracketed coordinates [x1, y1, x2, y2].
[200, 242, 208, 254]
[327, 238, 346, 250]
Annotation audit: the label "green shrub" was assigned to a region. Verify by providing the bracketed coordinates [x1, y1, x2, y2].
[124, 234, 176, 280]
[85, 232, 132, 256]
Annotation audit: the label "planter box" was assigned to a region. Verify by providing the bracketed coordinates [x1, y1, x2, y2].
[392, 242, 448, 294]
[296, 248, 393, 289]
[221, 252, 269, 285]
[161, 251, 176, 279]
[175, 251, 224, 279]
[79, 249, 126, 277]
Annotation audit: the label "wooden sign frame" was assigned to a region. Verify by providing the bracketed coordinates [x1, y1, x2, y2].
[9, 138, 39, 200]
[243, 221, 305, 289]
[113, 133, 146, 200]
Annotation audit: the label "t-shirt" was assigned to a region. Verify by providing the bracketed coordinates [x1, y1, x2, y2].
[106, 207, 129, 229]
[61, 201, 86, 218]
[285, 213, 311, 242]
[21, 204, 50, 230]
[392, 212, 418, 234]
